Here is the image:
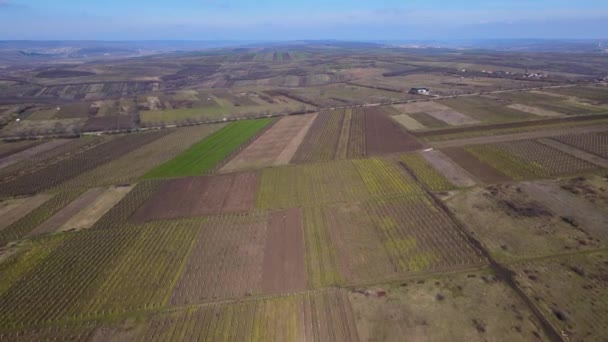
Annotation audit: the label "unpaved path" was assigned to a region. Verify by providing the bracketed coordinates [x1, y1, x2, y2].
[430, 125, 608, 148]
[59, 186, 133, 232]
[521, 181, 608, 237]
[420, 150, 477, 187]
[538, 138, 608, 169]
[0, 194, 51, 231]
[30, 188, 106, 236]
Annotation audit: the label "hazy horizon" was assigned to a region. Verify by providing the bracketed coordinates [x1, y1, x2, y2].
[1, 0, 607, 40]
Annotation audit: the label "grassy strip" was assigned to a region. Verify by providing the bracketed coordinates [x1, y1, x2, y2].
[143, 118, 272, 179]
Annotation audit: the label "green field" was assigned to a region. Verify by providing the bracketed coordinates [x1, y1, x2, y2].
[144, 119, 272, 179]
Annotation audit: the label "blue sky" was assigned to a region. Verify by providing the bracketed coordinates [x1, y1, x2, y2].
[1, 0, 607, 40]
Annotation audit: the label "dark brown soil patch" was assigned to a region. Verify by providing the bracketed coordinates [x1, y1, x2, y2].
[131, 172, 258, 223]
[364, 107, 422, 155]
[441, 147, 511, 183]
[261, 208, 307, 293]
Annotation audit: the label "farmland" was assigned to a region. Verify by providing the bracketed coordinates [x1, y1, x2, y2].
[143, 118, 272, 179]
[0, 41, 607, 340]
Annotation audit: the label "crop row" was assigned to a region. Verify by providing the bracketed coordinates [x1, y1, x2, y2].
[396, 153, 455, 191]
[0, 136, 108, 179]
[144, 289, 358, 342]
[55, 124, 224, 189]
[292, 110, 345, 163]
[466, 140, 597, 180]
[144, 118, 272, 179]
[0, 131, 168, 197]
[0, 219, 204, 329]
[552, 131, 608, 159]
[302, 206, 341, 288]
[0, 228, 140, 328]
[170, 212, 269, 305]
[0, 191, 83, 247]
[364, 196, 483, 273]
[91, 180, 162, 229]
[256, 157, 426, 210]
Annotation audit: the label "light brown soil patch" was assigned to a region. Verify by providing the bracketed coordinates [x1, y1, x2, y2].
[441, 147, 511, 183]
[393, 114, 426, 130]
[131, 172, 258, 222]
[275, 114, 318, 165]
[508, 104, 562, 117]
[0, 140, 70, 170]
[30, 188, 106, 236]
[0, 194, 51, 231]
[420, 150, 477, 187]
[394, 101, 448, 114]
[221, 114, 316, 172]
[364, 107, 423, 155]
[59, 186, 133, 232]
[262, 208, 307, 293]
[427, 110, 481, 126]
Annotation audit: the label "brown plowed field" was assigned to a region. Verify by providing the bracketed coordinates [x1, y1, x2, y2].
[131, 172, 258, 222]
[441, 147, 511, 183]
[364, 107, 422, 155]
[262, 208, 307, 293]
[221, 114, 316, 172]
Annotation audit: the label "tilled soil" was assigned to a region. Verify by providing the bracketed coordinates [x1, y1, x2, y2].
[441, 147, 511, 183]
[364, 107, 423, 155]
[221, 114, 316, 172]
[131, 172, 258, 222]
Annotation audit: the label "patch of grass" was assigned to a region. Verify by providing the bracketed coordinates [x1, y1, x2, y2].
[144, 118, 272, 179]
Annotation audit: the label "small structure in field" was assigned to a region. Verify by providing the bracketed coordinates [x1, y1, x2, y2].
[409, 87, 431, 95]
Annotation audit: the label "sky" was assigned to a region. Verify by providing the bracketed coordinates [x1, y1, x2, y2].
[1, 0, 607, 40]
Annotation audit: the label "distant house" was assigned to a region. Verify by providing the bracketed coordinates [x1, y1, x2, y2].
[409, 87, 430, 95]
